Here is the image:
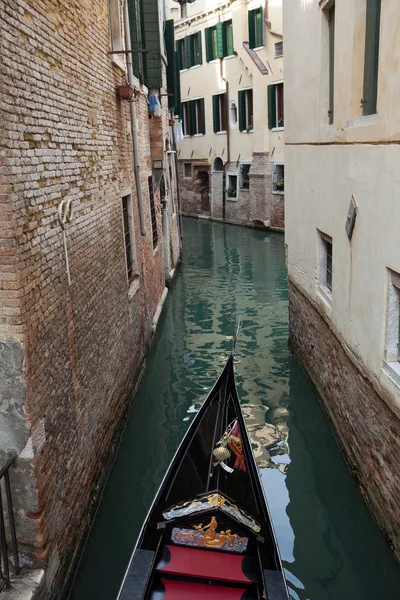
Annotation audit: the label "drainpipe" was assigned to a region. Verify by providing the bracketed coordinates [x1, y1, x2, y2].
[123, 0, 146, 235]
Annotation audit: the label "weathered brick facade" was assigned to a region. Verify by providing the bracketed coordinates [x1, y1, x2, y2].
[289, 280, 400, 561]
[180, 153, 284, 230]
[0, 0, 180, 596]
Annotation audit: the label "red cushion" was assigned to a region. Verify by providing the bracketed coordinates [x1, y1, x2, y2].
[162, 579, 246, 599]
[159, 545, 250, 584]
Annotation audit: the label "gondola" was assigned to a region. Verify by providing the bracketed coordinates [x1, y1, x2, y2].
[117, 353, 289, 600]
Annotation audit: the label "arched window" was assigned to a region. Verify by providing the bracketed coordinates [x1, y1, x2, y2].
[230, 101, 238, 128]
[213, 156, 224, 172]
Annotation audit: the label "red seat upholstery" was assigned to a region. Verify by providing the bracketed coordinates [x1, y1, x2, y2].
[161, 579, 247, 599]
[158, 545, 250, 584]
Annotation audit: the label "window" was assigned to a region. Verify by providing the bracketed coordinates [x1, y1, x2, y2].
[327, 4, 335, 124]
[384, 270, 400, 375]
[227, 174, 238, 199]
[362, 0, 381, 116]
[272, 163, 284, 193]
[181, 99, 205, 136]
[275, 41, 283, 58]
[238, 89, 253, 132]
[240, 164, 251, 190]
[122, 195, 137, 283]
[212, 93, 228, 133]
[181, 1, 187, 18]
[108, 0, 125, 68]
[318, 232, 333, 302]
[148, 176, 158, 249]
[230, 101, 238, 128]
[205, 21, 234, 61]
[184, 162, 192, 178]
[213, 156, 224, 171]
[176, 32, 202, 70]
[268, 83, 284, 129]
[248, 7, 264, 50]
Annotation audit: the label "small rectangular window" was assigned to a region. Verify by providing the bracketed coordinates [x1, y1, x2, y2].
[227, 174, 238, 199]
[362, 0, 381, 116]
[272, 163, 284, 193]
[248, 7, 264, 50]
[268, 83, 284, 129]
[184, 162, 192, 178]
[148, 176, 158, 249]
[213, 93, 227, 133]
[240, 164, 251, 190]
[122, 195, 137, 283]
[182, 99, 205, 136]
[238, 89, 253, 132]
[318, 232, 333, 303]
[275, 41, 283, 58]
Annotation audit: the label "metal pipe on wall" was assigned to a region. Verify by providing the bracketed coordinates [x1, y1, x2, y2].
[123, 0, 147, 236]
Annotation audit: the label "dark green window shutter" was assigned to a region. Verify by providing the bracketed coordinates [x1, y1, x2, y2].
[199, 98, 205, 134]
[194, 31, 202, 65]
[216, 22, 224, 58]
[225, 21, 234, 56]
[128, 0, 145, 81]
[188, 35, 195, 68]
[238, 90, 246, 131]
[268, 85, 277, 129]
[141, 0, 162, 88]
[213, 95, 220, 132]
[328, 6, 335, 124]
[165, 20, 177, 111]
[189, 100, 197, 136]
[205, 27, 213, 62]
[255, 7, 264, 47]
[176, 39, 183, 71]
[248, 9, 256, 49]
[363, 0, 381, 116]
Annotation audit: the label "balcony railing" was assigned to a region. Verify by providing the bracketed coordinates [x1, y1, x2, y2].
[0, 455, 20, 592]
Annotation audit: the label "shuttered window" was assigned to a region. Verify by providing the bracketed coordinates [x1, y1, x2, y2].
[362, 0, 381, 116]
[212, 93, 227, 133]
[328, 6, 335, 124]
[128, 0, 162, 88]
[238, 89, 253, 132]
[206, 21, 233, 61]
[268, 83, 284, 129]
[225, 20, 234, 56]
[165, 20, 180, 112]
[148, 176, 158, 249]
[181, 99, 206, 135]
[177, 32, 202, 69]
[275, 41, 283, 58]
[272, 164, 284, 193]
[248, 7, 264, 50]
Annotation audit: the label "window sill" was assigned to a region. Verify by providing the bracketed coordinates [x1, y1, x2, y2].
[240, 130, 254, 134]
[180, 68, 189, 73]
[208, 59, 220, 64]
[272, 190, 284, 195]
[240, 187, 250, 192]
[183, 135, 190, 138]
[227, 196, 238, 201]
[252, 45, 265, 51]
[383, 361, 400, 388]
[224, 54, 236, 61]
[216, 131, 227, 135]
[317, 285, 332, 307]
[111, 54, 127, 73]
[128, 277, 140, 301]
[193, 133, 204, 137]
[347, 113, 378, 128]
[190, 64, 202, 70]
[272, 127, 284, 132]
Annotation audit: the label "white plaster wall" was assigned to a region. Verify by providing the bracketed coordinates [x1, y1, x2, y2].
[284, 0, 400, 413]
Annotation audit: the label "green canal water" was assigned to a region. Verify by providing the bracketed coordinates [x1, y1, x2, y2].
[68, 218, 400, 600]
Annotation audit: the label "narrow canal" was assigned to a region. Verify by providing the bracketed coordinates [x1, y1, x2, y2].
[69, 218, 400, 600]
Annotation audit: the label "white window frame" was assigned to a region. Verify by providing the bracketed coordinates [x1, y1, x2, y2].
[383, 269, 400, 383]
[272, 81, 284, 131]
[108, 0, 126, 72]
[230, 101, 238, 129]
[272, 162, 284, 194]
[318, 231, 333, 306]
[239, 162, 251, 190]
[226, 173, 238, 200]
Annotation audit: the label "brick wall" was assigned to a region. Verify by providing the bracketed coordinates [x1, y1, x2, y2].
[178, 161, 210, 216]
[0, 0, 176, 595]
[289, 280, 400, 561]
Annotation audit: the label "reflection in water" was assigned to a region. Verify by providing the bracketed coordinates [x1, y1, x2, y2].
[69, 218, 400, 600]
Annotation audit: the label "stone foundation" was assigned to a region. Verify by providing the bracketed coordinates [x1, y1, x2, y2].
[289, 279, 400, 561]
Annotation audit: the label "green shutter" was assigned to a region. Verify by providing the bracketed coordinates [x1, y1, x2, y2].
[216, 22, 224, 58]
[238, 90, 246, 131]
[200, 98, 205, 134]
[141, 0, 162, 88]
[176, 39, 183, 71]
[189, 100, 197, 136]
[268, 85, 277, 129]
[328, 6, 335, 124]
[205, 27, 213, 62]
[255, 7, 264, 47]
[188, 35, 195, 68]
[363, 0, 381, 116]
[128, 0, 145, 81]
[225, 21, 234, 56]
[248, 9, 256, 49]
[213, 95, 220, 132]
[195, 31, 203, 65]
[165, 20, 177, 110]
